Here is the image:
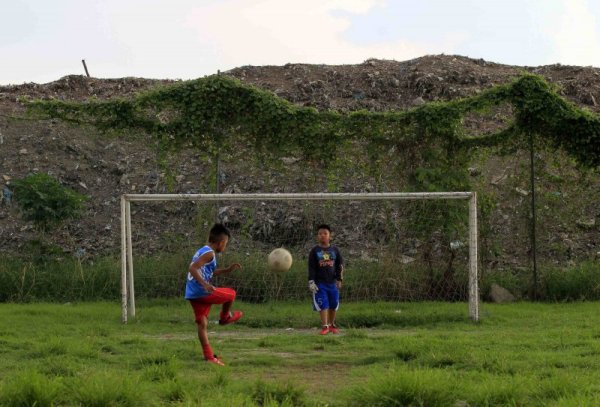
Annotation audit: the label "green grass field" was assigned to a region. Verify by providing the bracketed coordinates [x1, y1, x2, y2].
[1, 301, 600, 406]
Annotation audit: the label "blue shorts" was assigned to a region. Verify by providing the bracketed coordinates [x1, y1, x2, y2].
[312, 282, 339, 311]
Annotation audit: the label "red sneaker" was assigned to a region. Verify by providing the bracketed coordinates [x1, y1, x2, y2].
[319, 326, 330, 335]
[206, 355, 225, 366]
[330, 326, 339, 334]
[219, 310, 243, 325]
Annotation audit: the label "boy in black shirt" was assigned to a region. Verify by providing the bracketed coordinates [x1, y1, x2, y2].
[308, 224, 344, 335]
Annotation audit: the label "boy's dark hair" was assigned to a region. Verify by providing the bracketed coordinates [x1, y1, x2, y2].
[208, 223, 231, 243]
[316, 224, 331, 233]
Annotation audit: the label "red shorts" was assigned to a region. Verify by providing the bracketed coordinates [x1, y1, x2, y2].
[189, 287, 236, 323]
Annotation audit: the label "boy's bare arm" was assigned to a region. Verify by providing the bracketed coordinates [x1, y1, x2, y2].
[336, 264, 344, 289]
[188, 252, 216, 292]
[214, 263, 242, 276]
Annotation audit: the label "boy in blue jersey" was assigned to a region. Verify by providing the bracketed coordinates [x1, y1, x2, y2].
[186, 223, 243, 366]
[308, 224, 344, 335]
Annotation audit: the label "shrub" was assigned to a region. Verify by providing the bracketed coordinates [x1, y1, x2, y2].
[251, 380, 305, 406]
[0, 371, 63, 407]
[542, 261, 600, 301]
[12, 172, 87, 231]
[343, 367, 457, 407]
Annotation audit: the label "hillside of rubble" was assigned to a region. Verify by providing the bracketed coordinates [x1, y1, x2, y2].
[0, 54, 598, 274]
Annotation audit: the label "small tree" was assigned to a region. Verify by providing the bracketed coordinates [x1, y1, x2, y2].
[12, 173, 87, 231]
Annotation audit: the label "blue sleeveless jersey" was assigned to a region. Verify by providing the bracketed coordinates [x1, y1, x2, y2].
[185, 245, 217, 299]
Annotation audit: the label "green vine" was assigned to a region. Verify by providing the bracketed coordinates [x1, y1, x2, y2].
[23, 74, 600, 168]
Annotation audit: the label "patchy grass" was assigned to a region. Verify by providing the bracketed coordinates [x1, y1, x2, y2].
[1, 301, 600, 405]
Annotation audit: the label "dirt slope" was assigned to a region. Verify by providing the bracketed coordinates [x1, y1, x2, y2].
[0, 54, 598, 267]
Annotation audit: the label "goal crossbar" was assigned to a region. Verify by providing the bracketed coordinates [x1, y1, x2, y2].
[120, 192, 479, 323]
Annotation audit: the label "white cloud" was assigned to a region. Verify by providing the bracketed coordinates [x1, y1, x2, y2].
[185, 0, 466, 71]
[551, 0, 600, 66]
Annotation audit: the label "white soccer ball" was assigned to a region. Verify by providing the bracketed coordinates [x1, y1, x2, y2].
[267, 248, 293, 272]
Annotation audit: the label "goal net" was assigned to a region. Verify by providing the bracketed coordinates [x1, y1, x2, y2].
[120, 192, 479, 323]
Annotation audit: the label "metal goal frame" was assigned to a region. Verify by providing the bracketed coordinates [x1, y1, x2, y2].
[120, 192, 479, 323]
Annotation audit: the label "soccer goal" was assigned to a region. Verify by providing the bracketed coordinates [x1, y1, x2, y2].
[120, 192, 479, 323]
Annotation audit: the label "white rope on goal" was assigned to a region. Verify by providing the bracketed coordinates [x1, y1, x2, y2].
[120, 192, 479, 323]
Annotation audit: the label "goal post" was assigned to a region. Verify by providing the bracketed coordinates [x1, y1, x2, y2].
[120, 192, 479, 323]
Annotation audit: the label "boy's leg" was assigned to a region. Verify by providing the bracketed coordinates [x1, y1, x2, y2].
[328, 309, 338, 333]
[313, 283, 331, 334]
[197, 317, 224, 366]
[221, 300, 232, 317]
[328, 286, 340, 334]
[328, 309, 336, 325]
[199, 287, 243, 325]
[319, 310, 330, 335]
[215, 288, 243, 324]
[320, 310, 329, 327]
[196, 315, 213, 358]
[190, 300, 223, 364]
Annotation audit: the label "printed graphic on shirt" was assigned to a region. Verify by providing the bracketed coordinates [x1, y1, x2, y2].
[317, 249, 336, 268]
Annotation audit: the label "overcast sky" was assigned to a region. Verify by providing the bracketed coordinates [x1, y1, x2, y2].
[3, 0, 600, 85]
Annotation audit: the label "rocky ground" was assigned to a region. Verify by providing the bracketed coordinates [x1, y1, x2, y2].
[0, 54, 598, 270]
